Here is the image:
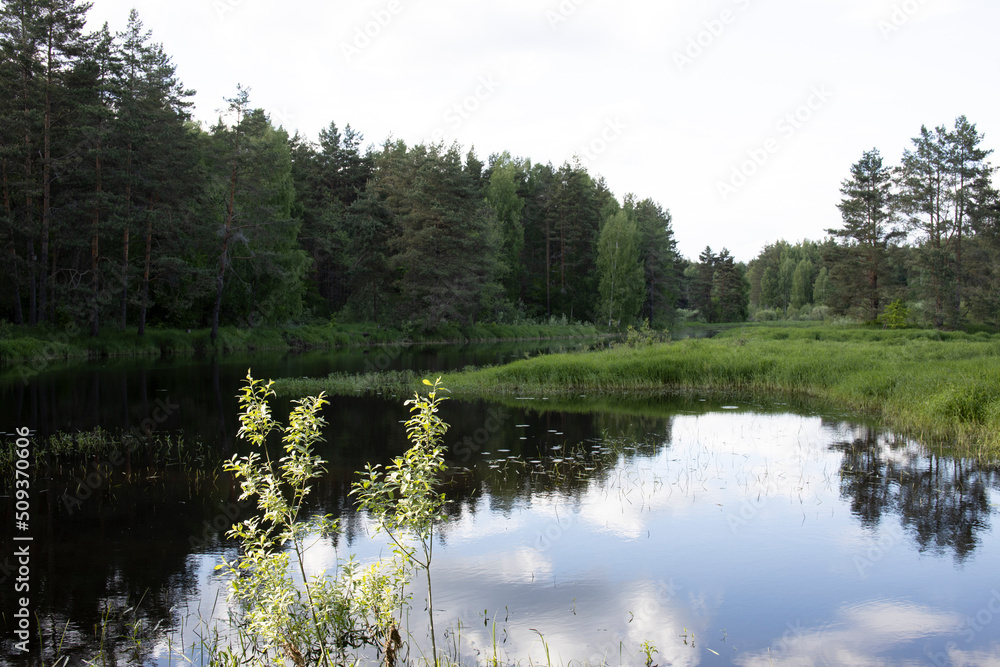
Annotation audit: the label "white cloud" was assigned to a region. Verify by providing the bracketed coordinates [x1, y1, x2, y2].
[735, 599, 964, 667]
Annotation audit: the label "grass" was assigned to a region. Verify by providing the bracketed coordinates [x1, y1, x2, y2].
[276, 325, 1000, 456]
[0, 321, 602, 367]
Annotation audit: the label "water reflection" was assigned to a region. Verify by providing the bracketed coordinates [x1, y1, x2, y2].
[831, 426, 998, 561]
[2, 387, 1000, 664]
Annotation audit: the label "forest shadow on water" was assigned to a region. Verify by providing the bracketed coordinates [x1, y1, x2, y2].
[2, 373, 999, 665]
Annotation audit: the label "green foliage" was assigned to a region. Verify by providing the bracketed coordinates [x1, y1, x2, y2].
[218, 373, 403, 665]
[596, 209, 644, 327]
[352, 377, 450, 664]
[619, 321, 670, 348]
[877, 299, 910, 329]
[828, 148, 901, 320]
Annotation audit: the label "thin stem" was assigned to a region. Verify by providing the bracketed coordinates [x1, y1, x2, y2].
[425, 523, 437, 666]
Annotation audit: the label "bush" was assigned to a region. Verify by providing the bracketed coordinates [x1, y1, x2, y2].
[753, 308, 779, 322]
[809, 305, 831, 321]
[878, 300, 910, 329]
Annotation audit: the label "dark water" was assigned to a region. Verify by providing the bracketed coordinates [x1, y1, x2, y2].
[1, 342, 999, 666]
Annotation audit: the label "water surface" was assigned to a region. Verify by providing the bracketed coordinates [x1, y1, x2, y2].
[1, 345, 998, 666]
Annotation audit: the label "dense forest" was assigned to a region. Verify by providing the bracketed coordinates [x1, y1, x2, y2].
[1, 1, 998, 338]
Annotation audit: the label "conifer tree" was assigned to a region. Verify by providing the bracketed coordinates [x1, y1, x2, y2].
[829, 148, 900, 321]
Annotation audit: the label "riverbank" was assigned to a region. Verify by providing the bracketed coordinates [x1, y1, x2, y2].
[0, 321, 601, 368]
[276, 325, 1000, 456]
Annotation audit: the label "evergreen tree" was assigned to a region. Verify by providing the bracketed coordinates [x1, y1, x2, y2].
[208, 89, 306, 338]
[545, 163, 600, 321]
[341, 187, 396, 323]
[518, 159, 555, 318]
[712, 249, 748, 322]
[377, 142, 502, 327]
[691, 246, 716, 320]
[633, 197, 679, 326]
[291, 121, 374, 314]
[829, 148, 901, 321]
[37, 0, 91, 322]
[897, 117, 996, 328]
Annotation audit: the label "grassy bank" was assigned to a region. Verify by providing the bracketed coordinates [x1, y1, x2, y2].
[0, 321, 601, 367]
[278, 325, 1000, 455]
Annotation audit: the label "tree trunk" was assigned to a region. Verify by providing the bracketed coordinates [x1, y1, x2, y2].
[121, 144, 133, 329]
[138, 196, 154, 335]
[90, 142, 102, 336]
[545, 216, 551, 318]
[3, 158, 24, 325]
[39, 22, 54, 323]
[211, 159, 239, 342]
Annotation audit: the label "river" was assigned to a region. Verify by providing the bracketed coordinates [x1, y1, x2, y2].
[1, 340, 999, 666]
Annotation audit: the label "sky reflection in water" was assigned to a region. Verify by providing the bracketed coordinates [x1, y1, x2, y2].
[165, 407, 1000, 666]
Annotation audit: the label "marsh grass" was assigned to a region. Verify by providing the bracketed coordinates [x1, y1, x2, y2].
[278, 326, 1000, 456]
[0, 428, 218, 486]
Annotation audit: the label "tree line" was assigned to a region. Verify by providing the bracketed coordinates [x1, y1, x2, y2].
[1, 1, 697, 337]
[748, 116, 999, 330]
[2, 1, 997, 337]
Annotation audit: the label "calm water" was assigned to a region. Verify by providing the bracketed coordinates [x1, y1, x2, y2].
[2, 343, 999, 666]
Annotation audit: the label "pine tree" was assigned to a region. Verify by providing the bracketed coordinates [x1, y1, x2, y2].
[37, 0, 90, 321]
[545, 163, 600, 321]
[633, 197, 679, 326]
[692, 246, 716, 321]
[377, 142, 502, 327]
[341, 187, 396, 323]
[712, 249, 748, 322]
[829, 148, 901, 321]
[209, 89, 306, 338]
[897, 117, 996, 328]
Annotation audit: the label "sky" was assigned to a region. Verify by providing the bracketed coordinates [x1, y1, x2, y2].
[84, 0, 1000, 262]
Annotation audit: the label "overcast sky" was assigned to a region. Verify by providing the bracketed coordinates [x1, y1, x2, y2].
[84, 0, 999, 261]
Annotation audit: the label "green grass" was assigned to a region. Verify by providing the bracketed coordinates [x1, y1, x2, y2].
[277, 325, 1000, 456]
[0, 321, 602, 367]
